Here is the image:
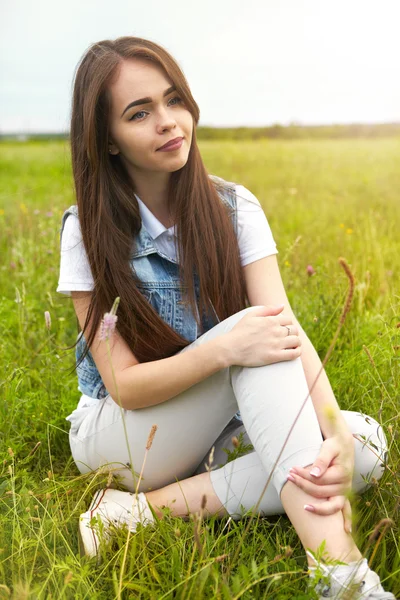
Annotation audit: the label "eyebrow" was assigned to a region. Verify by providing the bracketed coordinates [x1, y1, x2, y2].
[120, 85, 177, 118]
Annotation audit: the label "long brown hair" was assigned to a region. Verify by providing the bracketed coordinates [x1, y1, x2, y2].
[69, 36, 249, 365]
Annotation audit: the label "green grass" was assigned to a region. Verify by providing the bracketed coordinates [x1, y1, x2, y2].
[0, 139, 399, 598]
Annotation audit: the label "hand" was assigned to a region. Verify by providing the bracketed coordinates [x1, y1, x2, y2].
[226, 305, 302, 368]
[286, 434, 355, 533]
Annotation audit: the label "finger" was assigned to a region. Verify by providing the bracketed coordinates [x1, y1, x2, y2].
[304, 496, 345, 516]
[287, 473, 347, 499]
[342, 498, 353, 534]
[289, 464, 347, 485]
[278, 315, 296, 328]
[307, 440, 340, 478]
[279, 323, 298, 336]
[283, 335, 301, 349]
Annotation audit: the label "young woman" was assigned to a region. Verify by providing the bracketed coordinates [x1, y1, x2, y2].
[58, 36, 394, 598]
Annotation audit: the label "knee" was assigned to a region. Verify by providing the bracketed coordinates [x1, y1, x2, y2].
[349, 412, 389, 494]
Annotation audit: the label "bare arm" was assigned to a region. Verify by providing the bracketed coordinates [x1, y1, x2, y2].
[242, 255, 353, 441]
[71, 292, 231, 410]
[118, 339, 229, 409]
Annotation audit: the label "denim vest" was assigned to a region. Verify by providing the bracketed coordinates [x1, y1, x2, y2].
[60, 174, 242, 421]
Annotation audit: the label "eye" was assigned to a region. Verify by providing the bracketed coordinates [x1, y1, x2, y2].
[129, 110, 146, 122]
[129, 96, 183, 121]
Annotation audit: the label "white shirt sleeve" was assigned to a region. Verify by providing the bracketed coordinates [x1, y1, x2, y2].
[235, 184, 278, 266]
[56, 214, 94, 296]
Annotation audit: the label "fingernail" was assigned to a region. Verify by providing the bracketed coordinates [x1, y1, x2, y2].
[310, 467, 321, 477]
[289, 468, 298, 474]
[286, 474, 296, 482]
[304, 504, 315, 512]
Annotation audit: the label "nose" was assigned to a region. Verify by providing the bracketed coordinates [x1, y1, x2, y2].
[156, 106, 177, 133]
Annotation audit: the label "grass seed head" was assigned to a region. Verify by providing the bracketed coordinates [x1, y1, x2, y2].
[146, 424, 158, 450]
[44, 311, 51, 330]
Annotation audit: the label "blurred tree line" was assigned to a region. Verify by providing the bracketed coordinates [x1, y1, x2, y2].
[1, 122, 400, 141]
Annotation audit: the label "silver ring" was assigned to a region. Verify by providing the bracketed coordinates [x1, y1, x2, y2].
[284, 325, 291, 336]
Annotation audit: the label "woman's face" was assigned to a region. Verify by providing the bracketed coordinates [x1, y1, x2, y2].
[107, 59, 194, 179]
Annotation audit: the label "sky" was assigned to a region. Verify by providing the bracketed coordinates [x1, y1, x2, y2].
[1, 0, 400, 133]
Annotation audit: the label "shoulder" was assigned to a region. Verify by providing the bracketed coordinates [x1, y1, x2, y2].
[60, 211, 84, 252]
[234, 184, 262, 208]
[208, 174, 261, 206]
[208, 173, 237, 190]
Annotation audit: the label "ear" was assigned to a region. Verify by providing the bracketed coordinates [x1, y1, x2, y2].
[108, 141, 120, 155]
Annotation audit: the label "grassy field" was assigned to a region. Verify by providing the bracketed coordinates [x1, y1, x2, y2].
[0, 139, 399, 598]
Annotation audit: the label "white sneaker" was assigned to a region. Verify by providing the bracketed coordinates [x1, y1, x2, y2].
[308, 554, 396, 599]
[78, 488, 155, 561]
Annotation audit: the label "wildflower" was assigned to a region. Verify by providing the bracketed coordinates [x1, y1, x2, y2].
[346, 228, 353, 234]
[232, 436, 239, 448]
[0, 209, 4, 216]
[307, 264, 316, 276]
[10, 261, 16, 269]
[20, 203, 27, 214]
[46, 211, 53, 217]
[100, 313, 118, 341]
[44, 311, 51, 330]
[33, 209, 40, 215]
[284, 260, 291, 267]
[99, 297, 120, 341]
[339, 223, 344, 228]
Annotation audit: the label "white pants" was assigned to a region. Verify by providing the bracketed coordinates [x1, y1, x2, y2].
[66, 306, 388, 518]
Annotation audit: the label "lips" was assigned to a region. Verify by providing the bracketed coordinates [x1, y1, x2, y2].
[157, 137, 184, 150]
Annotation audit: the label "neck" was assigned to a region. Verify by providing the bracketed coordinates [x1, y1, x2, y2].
[128, 167, 170, 213]
[131, 170, 175, 227]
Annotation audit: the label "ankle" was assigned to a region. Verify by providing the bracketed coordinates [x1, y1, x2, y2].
[143, 492, 165, 519]
[306, 546, 363, 568]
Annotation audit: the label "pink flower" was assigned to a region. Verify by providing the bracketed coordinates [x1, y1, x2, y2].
[46, 211, 53, 218]
[99, 313, 118, 341]
[44, 311, 51, 330]
[307, 265, 316, 276]
[99, 298, 120, 341]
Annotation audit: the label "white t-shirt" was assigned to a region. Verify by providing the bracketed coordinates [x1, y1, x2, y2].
[56, 184, 278, 296]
